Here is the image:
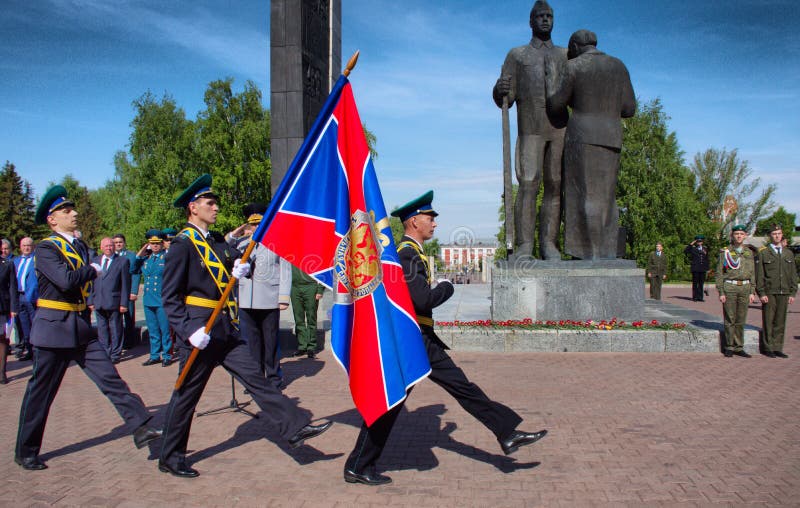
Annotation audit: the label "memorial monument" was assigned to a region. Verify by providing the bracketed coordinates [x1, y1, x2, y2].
[491, 6, 643, 321]
[270, 0, 341, 195]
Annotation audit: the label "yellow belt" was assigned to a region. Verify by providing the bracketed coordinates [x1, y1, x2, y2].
[416, 315, 434, 327]
[37, 299, 87, 312]
[185, 295, 219, 308]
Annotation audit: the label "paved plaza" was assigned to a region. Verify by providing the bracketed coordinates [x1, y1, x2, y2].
[1, 284, 797, 506]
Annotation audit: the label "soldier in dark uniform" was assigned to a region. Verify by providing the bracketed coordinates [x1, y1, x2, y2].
[715, 225, 756, 358]
[646, 242, 668, 300]
[158, 174, 331, 478]
[684, 235, 710, 301]
[343, 191, 547, 486]
[0, 252, 18, 384]
[14, 186, 161, 471]
[755, 224, 797, 358]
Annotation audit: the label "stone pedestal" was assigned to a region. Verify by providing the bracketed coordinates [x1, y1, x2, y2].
[491, 260, 645, 321]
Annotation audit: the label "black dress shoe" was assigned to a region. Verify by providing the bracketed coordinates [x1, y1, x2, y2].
[162, 358, 174, 367]
[734, 351, 752, 358]
[306, 351, 316, 359]
[344, 468, 392, 486]
[133, 425, 163, 449]
[774, 351, 789, 358]
[294, 350, 306, 357]
[158, 461, 199, 478]
[15, 456, 48, 470]
[723, 351, 733, 357]
[500, 429, 548, 455]
[142, 358, 160, 366]
[17, 352, 32, 361]
[288, 421, 332, 448]
[763, 351, 776, 358]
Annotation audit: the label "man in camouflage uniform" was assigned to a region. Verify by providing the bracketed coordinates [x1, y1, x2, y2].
[756, 224, 797, 358]
[716, 225, 756, 358]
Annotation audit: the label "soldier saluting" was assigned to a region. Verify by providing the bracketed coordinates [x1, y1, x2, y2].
[715, 225, 756, 358]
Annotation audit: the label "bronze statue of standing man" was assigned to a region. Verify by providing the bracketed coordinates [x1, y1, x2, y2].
[493, 1, 567, 260]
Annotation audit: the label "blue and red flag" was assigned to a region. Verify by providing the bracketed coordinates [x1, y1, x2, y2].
[253, 75, 430, 426]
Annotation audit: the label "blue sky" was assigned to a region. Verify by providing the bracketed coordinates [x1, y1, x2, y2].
[2, 0, 798, 242]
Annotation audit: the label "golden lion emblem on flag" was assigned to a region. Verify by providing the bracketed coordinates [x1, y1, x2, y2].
[335, 210, 384, 299]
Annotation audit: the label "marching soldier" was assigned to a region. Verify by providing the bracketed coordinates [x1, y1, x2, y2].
[715, 225, 756, 358]
[756, 224, 797, 358]
[15, 186, 161, 471]
[158, 174, 331, 478]
[343, 191, 547, 486]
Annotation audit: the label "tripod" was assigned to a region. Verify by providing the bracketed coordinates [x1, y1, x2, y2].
[196, 375, 259, 419]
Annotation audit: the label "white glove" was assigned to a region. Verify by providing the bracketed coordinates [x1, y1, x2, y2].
[188, 327, 211, 350]
[232, 259, 251, 279]
[90, 262, 103, 274]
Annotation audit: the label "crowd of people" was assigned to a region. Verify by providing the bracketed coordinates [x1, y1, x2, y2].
[646, 225, 798, 358]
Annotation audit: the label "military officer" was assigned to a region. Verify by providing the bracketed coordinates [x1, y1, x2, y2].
[756, 224, 797, 358]
[291, 264, 325, 358]
[646, 242, 668, 300]
[715, 225, 756, 358]
[14, 186, 161, 471]
[343, 191, 547, 486]
[132, 229, 172, 366]
[162, 227, 177, 252]
[158, 174, 331, 478]
[684, 235, 710, 301]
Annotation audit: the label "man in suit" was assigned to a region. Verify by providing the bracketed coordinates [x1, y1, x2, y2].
[756, 224, 797, 358]
[14, 185, 160, 471]
[646, 242, 668, 300]
[0, 252, 19, 383]
[112, 234, 140, 347]
[158, 174, 331, 478]
[684, 235, 710, 301]
[343, 191, 547, 486]
[13, 237, 37, 361]
[546, 29, 636, 260]
[88, 237, 130, 364]
[493, 0, 567, 259]
[0, 238, 13, 261]
[226, 203, 292, 387]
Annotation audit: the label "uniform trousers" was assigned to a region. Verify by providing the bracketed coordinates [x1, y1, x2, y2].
[159, 337, 309, 468]
[292, 285, 319, 352]
[721, 284, 750, 352]
[649, 276, 663, 300]
[14, 298, 35, 350]
[95, 309, 124, 361]
[144, 305, 171, 361]
[16, 340, 151, 459]
[239, 307, 282, 388]
[691, 272, 706, 301]
[761, 294, 790, 353]
[345, 333, 522, 473]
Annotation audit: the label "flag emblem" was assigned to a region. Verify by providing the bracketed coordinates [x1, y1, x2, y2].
[335, 210, 384, 300]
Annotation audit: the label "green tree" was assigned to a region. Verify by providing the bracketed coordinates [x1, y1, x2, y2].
[618, 99, 712, 279]
[690, 147, 775, 240]
[195, 78, 271, 231]
[0, 161, 37, 245]
[756, 206, 795, 242]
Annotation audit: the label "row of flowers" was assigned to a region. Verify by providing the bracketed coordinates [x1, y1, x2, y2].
[435, 318, 687, 330]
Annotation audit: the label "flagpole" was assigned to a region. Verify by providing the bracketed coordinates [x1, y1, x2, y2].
[173, 50, 361, 391]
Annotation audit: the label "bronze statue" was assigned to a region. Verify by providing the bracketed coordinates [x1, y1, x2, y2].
[546, 29, 636, 260]
[493, 0, 567, 260]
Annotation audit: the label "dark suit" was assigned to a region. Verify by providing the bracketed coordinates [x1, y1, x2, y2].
[684, 244, 710, 301]
[88, 254, 130, 362]
[117, 249, 140, 345]
[158, 224, 309, 470]
[13, 254, 37, 353]
[345, 236, 522, 475]
[547, 47, 636, 259]
[0, 257, 19, 324]
[15, 234, 151, 461]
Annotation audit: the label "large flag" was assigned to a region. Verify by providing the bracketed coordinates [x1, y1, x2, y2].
[253, 75, 430, 426]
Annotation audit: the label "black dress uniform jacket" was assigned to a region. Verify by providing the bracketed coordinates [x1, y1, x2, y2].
[0, 257, 19, 317]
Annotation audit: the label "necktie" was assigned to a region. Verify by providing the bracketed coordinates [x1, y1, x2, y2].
[102, 257, 110, 271]
[17, 257, 30, 292]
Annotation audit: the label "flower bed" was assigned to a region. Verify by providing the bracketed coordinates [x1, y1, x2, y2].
[436, 318, 687, 331]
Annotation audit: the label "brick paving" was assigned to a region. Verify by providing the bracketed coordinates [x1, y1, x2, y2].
[1, 285, 797, 506]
